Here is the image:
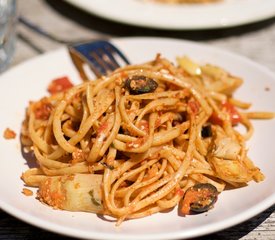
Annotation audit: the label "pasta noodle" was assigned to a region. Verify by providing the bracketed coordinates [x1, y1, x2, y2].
[21, 54, 274, 224]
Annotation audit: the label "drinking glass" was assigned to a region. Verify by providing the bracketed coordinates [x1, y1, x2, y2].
[0, 0, 16, 73]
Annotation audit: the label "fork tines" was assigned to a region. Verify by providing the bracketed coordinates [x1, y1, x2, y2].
[68, 40, 130, 80]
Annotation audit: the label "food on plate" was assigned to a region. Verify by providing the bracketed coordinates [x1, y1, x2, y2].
[3, 128, 16, 139]
[20, 54, 274, 225]
[22, 188, 33, 196]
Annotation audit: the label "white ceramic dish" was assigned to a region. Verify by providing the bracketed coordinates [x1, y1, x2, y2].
[64, 0, 275, 30]
[0, 37, 275, 240]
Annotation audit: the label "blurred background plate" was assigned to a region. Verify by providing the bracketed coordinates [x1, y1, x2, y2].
[64, 0, 275, 30]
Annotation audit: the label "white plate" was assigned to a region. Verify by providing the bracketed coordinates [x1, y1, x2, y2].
[0, 37, 275, 240]
[64, 0, 275, 29]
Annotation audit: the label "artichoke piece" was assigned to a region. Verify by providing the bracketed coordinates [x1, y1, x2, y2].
[201, 64, 243, 95]
[210, 157, 252, 183]
[177, 56, 202, 76]
[213, 136, 241, 160]
[38, 174, 103, 213]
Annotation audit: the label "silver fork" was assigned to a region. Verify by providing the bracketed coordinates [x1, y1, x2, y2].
[68, 40, 130, 80]
[19, 16, 130, 79]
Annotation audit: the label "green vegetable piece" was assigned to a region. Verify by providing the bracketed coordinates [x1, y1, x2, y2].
[89, 189, 101, 207]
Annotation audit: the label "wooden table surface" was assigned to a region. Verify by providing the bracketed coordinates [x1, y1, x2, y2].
[1, 0, 275, 239]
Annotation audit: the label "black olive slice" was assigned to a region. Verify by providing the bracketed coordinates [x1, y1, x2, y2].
[124, 75, 158, 95]
[182, 183, 218, 214]
[201, 124, 212, 138]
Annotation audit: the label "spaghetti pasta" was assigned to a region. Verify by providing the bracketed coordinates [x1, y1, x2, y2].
[21, 54, 274, 224]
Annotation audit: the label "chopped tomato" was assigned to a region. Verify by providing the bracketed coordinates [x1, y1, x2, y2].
[3, 128, 16, 139]
[47, 76, 74, 94]
[210, 101, 241, 126]
[22, 188, 33, 196]
[175, 188, 184, 197]
[181, 191, 196, 215]
[209, 112, 223, 126]
[34, 98, 53, 120]
[97, 122, 109, 134]
[188, 100, 200, 115]
[223, 101, 242, 125]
